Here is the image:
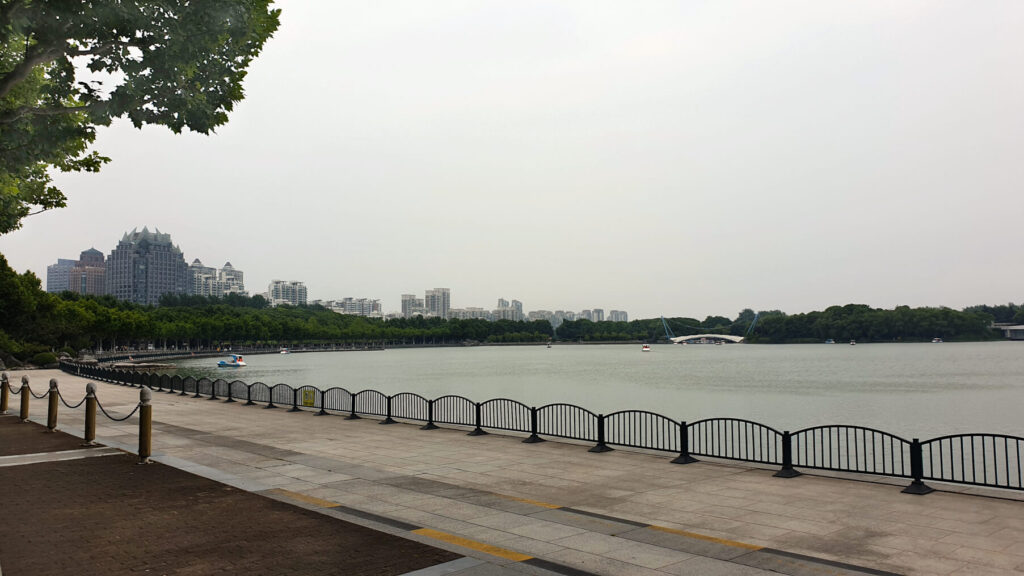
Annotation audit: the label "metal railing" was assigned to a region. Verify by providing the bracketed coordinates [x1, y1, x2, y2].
[59, 361, 1024, 495]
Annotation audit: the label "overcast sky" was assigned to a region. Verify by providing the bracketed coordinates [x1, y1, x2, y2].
[2, 1, 1022, 320]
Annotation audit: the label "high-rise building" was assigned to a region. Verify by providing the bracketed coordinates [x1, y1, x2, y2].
[608, 310, 629, 322]
[67, 248, 105, 296]
[45, 258, 77, 293]
[425, 288, 450, 319]
[592, 308, 605, 322]
[105, 228, 188, 305]
[189, 260, 247, 297]
[401, 294, 425, 317]
[268, 280, 307, 306]
[320, 298, 381, 317]
[579, 309, 593, 321]
[494, 297, 524, 321]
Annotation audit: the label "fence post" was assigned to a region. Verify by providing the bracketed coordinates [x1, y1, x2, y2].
[208, 380, 219, 401]
[773, 431, 801, 478]
[83, 383, 98, 446]
[192, 379, 202, 399]
[288, 387, 301, 412]
[46, 378, 59, 432]
[19, 375, 30, 422]
[265, 386, 277, 409]
[589, 414, 612, 453]
[315, 389, 327, 416]
[345, 391, 360, 419]
[224, 381, 235, 403]
[381, 395, 395, 424]
[902, 439, 935, 495]
[421, 399, 438, 430]
[0, 372, 8, 414]
[138, 387, 152, 464]
[467, 402, 487, 436]
[523, 406, 544, 443]
[672, 421, 698, 464]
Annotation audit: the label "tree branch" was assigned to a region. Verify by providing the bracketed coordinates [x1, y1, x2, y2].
[0, 42, 66, 100]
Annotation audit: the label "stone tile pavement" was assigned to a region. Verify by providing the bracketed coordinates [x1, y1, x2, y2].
[5, 369, 1024, 576]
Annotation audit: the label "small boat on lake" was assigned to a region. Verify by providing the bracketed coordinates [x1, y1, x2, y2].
[931, 338, 944, 343]
[642, 344, 651, 352]
[825, 338, 835, 344]
[217, 354, 246, 367]
[849, 340, 856, 345]
[280, 347, 290, 354]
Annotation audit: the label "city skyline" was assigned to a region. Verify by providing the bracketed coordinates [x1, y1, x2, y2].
[3, 2, 1023, 319]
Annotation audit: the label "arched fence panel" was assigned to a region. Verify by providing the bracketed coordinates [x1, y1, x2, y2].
[354, 390, 388, 418]
[479, 398, 531, 433]
[322, 387, 353, 413]
[689, 418, 783, 465]
[181, 376, 197, 395]
[922, 434, 1024, 491]
[212, 379, 230, 398]
[228, 380, 248, 400]
[792, 426, 912, 478]
[433, 395, 475, 426]
[196, 378, 213, 396]
[249, 382, 272, 404]
[537, 404, 598, 442]
[391, 393, 428, 422]
[170, 375, 183, 393]
[270, 384, 294, 406]
[158, 374, 170, 391]
[606, 410, 679, 453]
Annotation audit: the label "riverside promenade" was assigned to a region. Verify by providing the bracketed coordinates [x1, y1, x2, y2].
[3, 370, 1024, 575]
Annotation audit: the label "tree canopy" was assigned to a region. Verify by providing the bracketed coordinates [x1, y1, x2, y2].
[0, 0, 280, 233]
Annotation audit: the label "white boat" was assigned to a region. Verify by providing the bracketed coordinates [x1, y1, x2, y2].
[217, 354, 246, 367]
[642, 344, 651, 352]
[825, 339, 835, 344]
[280, 347, 290, 354]
[931, 338, 943, 343]
[849, 340, 856, 345]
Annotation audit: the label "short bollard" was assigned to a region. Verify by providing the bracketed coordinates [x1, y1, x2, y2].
[83, 383, 98, 446]
[138, 387, 152, 464]
[0, 372, 9, 414]
[19, 375, 30, 422]
[46, 378, 59, 432]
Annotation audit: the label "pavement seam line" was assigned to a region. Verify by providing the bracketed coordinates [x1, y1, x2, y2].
[411, 528, 533, 562]
[498, 494, 562, 509]
[268, 488, 341, 508]
[647, 524, 764, 550]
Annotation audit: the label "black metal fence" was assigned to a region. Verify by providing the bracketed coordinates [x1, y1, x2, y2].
[61, 361, 1024, 495]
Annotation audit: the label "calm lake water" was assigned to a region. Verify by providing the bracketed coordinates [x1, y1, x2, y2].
[168, 342, 1024, 439]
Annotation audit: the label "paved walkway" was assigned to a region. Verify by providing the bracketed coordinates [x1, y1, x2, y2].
[4, 369, 1024, 575]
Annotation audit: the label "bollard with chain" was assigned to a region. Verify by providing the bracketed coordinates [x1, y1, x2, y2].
[138, 387, 152, 464]
[19, 375, 30, 422]
[46, 378, 59, 432]
[83, 383, 98, 446]
[0, 372, 8, 414]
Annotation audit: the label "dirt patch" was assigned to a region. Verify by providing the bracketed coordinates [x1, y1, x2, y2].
[0, 423, 460, 575]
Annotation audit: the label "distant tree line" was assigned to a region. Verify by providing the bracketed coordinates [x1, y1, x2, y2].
[0, 254, 1015, 366]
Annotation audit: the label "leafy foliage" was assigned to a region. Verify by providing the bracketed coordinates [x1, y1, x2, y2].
[0, 0, 280, 233]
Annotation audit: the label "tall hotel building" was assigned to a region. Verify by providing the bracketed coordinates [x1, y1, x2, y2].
[45, 258, 77, 293]
[105, 228, 188, 305]
[425, 288, 451, 319]
[67, 248, 106, 296]
[268, 280, 307, 306]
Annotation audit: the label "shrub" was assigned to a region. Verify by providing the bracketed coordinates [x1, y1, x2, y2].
[30, 352, 58, 367]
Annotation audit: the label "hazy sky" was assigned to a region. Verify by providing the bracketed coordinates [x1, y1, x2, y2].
[2, 1, 1022, 319]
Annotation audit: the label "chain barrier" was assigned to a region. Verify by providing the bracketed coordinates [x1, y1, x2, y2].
[28, 386, 49, 400]
[96, 399, 142, 422]
[57, 389, 87, 409]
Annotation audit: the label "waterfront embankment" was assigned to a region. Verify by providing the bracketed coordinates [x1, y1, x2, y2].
[5, 368, 1024, 576]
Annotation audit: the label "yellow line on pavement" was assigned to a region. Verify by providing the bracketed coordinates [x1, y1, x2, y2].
[269, 488, 341, 509]
[499, 495, 562, 509]
[413, 528, 533, 561]
[648, 525, 763, 550]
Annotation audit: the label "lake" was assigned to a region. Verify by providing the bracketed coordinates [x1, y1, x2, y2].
[168, 341, 1024, 439]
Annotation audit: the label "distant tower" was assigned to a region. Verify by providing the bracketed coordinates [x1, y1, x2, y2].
[45, 258, 77, 293]
[67, 248, 106, 296]
[268, 280, 307, 306]
[425, 288, 450, 319]
[105, 227, 188, 305]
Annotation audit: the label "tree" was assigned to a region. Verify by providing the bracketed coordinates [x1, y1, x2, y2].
[0, 1, 280, 233]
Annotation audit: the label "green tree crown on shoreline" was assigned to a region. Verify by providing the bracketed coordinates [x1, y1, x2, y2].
[0, 0, 280, 234]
